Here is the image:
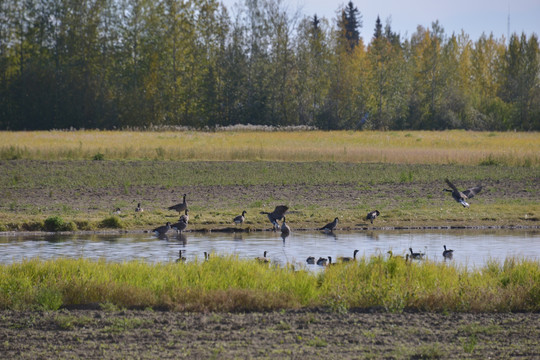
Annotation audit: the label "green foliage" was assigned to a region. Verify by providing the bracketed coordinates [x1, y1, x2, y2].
[44, 216, 76, 232]
[92, 153, 105, 161]
[99, 217, 123, 229]
[1, 256, 539, 312]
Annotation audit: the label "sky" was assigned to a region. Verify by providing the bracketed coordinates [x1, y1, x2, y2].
[222, 0, 540, 41]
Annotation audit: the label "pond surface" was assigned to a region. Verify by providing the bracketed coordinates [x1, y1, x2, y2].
[1, 229, 539, 269]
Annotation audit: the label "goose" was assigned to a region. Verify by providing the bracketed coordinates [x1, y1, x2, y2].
[339, 249, 359, 262]
[260, 205, 288, 231]
[204, 251, 210, 261]
[366, 210, 380, 224]
[319, 217, 339, 232]
[443, 245, 454, 258]
[176, 250, 186, 262]
[306, 256, 315, 264]
[233, 210, 247, 225]
[135, 203, 143, 212]
[409, 247, 424, 260]
[179, 209, 189, 224]
[113, 208, 121, 215]
[444, 179, 482, 208]
[171, 218, 188, 233]
[281, 216, 291, 234]
[168, 194, 188, 213]
[256, 251, 269, 263]
[316, 257, 328, 266]
[387, 250, 404, 260]
[153, 222, 171, 235]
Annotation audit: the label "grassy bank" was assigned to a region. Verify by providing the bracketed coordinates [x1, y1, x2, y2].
[1, 130, 539, 166]
[1, 256, 539, 312]
[1, 161, 538, 231]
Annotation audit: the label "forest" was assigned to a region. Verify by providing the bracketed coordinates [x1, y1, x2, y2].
[0, 0, 539, 131]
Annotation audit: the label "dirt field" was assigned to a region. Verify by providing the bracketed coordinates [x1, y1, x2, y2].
[1, 309, 539, 359]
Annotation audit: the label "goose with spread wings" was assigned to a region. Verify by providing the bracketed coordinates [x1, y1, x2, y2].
[444, 179, 482, 208]
[260, 205, 288, 230]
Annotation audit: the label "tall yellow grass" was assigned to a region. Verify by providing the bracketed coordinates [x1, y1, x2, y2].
[1, 130, 538, 165]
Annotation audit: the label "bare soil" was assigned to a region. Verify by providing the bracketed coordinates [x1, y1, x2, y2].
[1, 309, 539, 359]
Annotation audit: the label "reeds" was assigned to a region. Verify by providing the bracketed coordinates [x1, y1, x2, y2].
[1, 130, 538, 166]
[1, 256, 539, 312]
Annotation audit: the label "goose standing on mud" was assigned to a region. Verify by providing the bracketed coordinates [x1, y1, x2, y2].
[169, 194, 188, 213]
[256, 251, 270, 263]
[366, 210, 380, 224]
[281, 216, 291, 235]
[153, 222, 171, 235]
[260, 205, 288, 231]
[409, 247, 424, 260]
[233, 211, 247, 226]
[319, 217, 339, 232]
[338, 249, 359, 262]
[444, 179, 482, 208]
[442, 245, 454, 258]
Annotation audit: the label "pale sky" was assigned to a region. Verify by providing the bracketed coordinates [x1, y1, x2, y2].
[222, 0, 540, 41]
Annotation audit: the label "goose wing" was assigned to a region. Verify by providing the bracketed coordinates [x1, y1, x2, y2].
[444, 179, 459, 193]
[463, 186, 482, 198]
[271, 205, 289, 218]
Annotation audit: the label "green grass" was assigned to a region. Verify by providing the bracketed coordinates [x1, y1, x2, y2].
[1, 256, 539, 312]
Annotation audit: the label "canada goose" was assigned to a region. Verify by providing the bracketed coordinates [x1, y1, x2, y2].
[135, 203, 143, 212]
[319, 217, 339, 231]
[366, 210, 380, 224]
[171, 218, 188, 233]
[281, 216, 291, 234]
[176, 250, 186, 262]
[444, 179, 482, 208]
[153, 222, 171, 235]
[113, 208, 121, 215]
[204, 251, 210, 261]
[443, 245, 454, 258]
[233, 210, 247, 225]
[179, 209, 189, 224]
[306, 256, 315, 264]
[409, 247, 424, 260]
[316, 257, 328, 266]
[260, 205, 289, 230]
[168, 194, 188, 212]
[339, 249, 359, 262]
[387, 250, 404, 260]
[256, 251, 269, 263]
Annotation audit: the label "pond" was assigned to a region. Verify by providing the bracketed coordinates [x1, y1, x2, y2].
[1, 229, 539, 269]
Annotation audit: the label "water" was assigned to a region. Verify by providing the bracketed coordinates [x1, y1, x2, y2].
[0, 229, 538, 269]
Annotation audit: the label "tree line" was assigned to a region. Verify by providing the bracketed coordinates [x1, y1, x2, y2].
[0, 0, 539, 131]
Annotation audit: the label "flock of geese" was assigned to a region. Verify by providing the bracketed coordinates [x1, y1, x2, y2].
[148, 179, 481, 265]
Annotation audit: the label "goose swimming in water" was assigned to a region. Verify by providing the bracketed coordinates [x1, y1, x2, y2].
[176, 250, 186, 262]
[442, 245, 454, 258]
[319, 217, 339, 232]
[409, 247, 424, 260]
[260, 205, 288, 231]
[256, 251, 269, 263]
[339, 249, 359, 262]
[444, 179, 482, 208]
[306, 256, 315, 264]
[316, 257, 328, 266]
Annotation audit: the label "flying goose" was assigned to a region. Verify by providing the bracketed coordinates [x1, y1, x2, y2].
[256, 251, 269, 263]
[176, 250, 186, 262]
[168, 194, 188, 213]
[366, 210, 380, 224]
[444, 179, 482, 208]
[281, 216, 291, 234]
[233, 210, 247, 225]
[442, 245, 454, 258]
[319, 217, 339, 232]
[260, 205, 289, 231]
[409, 247, 424, 260]
[153, 222, 171, 235]
[135, 203, 143, 212]
[306, 256, 315, 264]
[316, 257, 328, 266]
[339, 249, 359, 262]
[179, 209, 189, 224]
